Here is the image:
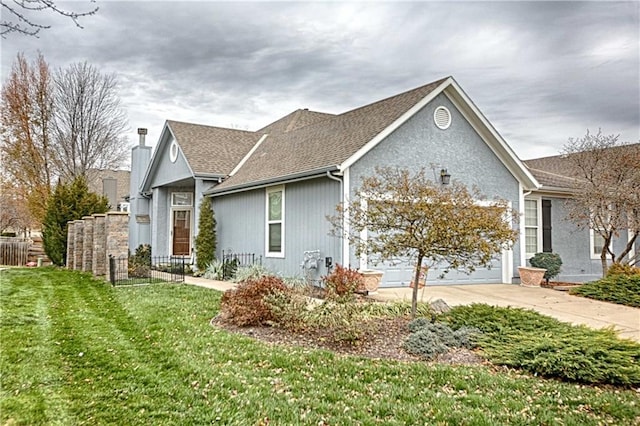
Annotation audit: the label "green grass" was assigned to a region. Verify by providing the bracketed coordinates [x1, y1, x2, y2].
[2, 268, 639, 425]
[570, 274, 640, 307]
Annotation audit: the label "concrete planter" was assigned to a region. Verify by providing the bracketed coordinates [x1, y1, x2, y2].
[358, 270, 384, 293]
[518, 266, 546, 287]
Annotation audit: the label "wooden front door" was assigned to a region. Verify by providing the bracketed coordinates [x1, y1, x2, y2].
[172, 210, 191, 256]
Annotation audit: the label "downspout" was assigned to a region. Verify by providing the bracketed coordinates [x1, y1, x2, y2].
[326, 170, 344, 269]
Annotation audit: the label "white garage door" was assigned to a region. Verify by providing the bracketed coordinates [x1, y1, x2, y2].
[378, 258, 503, 287]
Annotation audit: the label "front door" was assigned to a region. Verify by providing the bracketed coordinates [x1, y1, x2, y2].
[172, 209, 191, 256]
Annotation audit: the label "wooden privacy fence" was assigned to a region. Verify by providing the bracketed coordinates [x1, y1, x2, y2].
[0, 237, 30, 266]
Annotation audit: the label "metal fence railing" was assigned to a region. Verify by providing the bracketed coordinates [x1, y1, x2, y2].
[109, 255, 185, 286]
[0, 237, 30, 266]
[221, 250, 262, 279]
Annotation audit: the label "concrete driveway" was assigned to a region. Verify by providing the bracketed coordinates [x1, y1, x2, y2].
[184, 276, 639, 342]
[371, 284, 640, 342]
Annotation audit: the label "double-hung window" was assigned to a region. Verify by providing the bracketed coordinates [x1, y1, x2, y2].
[266, 186, 284, 257]
[524, 198, 541, 258]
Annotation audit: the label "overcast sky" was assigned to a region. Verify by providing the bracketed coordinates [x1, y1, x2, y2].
[2, 0, 638, 161]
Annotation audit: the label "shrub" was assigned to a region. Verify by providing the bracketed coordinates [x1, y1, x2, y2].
[404, 319, 481, 359]
[42, 176, 109, 266]
[606, 262, 640, 277]
[308, 301, 373, 343]
[203, 260, 224, 280]
[222, 258, 239, 280]
[220, 276, 289, 326]
[529, 252, 562, 283]
[322, 264, 363, 302]
[129, 244, 151, 277]
[194, 198, 216, 271]
[570, 274, 640, 308]
[233, 264, 273, 283]
[403, 328, 449, 360]
[264, 288, 312, 332]
[441, 304, 640, 386]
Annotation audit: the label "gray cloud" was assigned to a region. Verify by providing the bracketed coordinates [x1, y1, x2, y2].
[2, 1, 638, 161]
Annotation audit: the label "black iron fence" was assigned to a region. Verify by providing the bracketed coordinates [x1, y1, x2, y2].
[221, 250, 262, 279]
[109, 255, 185, 286]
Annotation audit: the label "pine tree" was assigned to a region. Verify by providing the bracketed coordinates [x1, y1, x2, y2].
[195, 197, 217, 271]
[42, 176, 109, 266]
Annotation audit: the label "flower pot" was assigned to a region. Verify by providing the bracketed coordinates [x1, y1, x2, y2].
[358, 270, 383, 293]
[518, 266, 546, 287]
[410, 266, 428, 289]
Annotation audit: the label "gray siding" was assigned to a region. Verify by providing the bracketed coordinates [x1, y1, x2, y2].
[213, 177, 342, 280]
[546, 197, 632, 282]
[147, 136, 193, 189]
[349, 92, 521, 285]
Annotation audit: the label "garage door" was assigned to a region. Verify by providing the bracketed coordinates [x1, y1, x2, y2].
[378, 258, 503, 287]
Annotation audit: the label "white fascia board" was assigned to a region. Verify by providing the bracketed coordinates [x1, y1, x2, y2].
[229, 134, 268, 177]
[140, 122, 174, 193]
[338, 77, 454, 172]
[443, 80, 539, 190]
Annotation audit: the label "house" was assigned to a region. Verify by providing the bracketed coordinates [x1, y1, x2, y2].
[131, 76, 533, 286]
[523, 145, 639, 282]
[87, 168, 131, 212]
[130, 76, 633, 286]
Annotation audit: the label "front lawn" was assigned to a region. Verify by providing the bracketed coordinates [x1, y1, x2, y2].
[1, 268, 639, 425]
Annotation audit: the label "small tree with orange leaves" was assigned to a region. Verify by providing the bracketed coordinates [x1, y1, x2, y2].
[330, 167, 518, 317]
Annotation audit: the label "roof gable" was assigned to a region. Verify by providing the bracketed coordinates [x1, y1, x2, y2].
[140, 120, 260, 192]
[212, 76, 539, 193]
[212, 77, 450, 192]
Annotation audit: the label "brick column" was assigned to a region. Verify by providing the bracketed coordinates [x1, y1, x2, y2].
[66, 221, 75, 269]
[105, 212, 129, 282]
[93, 214, 107, 276]
[73, 220, 84, 270]
[82, 216, 95, 272]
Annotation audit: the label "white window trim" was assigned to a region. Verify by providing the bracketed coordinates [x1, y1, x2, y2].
[265, 185, 285, 258]
[590, 228, 611, 260]
[524, 196, 542, 259]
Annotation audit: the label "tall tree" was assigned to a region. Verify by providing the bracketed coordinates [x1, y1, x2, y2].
[42, 176, 108, 266]
[330, 167, 518, 317]
[562, 130, 640, 275]
[52, 61, 129, 180]
[0, 52, 54, 222]
[1, 0, 98, 37]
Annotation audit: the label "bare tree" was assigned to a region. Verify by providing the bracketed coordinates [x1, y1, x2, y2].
[1, 0, 98, 37]
[0, 52, 54, 222]
[562, 130, 640, 275]
[330, 167, 518, 317]
[52, 61, 129, 180]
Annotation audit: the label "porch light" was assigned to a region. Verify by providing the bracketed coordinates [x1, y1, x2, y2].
[440, 169, 451, 185]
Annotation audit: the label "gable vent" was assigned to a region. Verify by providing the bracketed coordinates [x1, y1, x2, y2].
[434, 106, 451, 130]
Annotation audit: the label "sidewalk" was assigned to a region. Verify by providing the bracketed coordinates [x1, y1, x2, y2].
[371, 284, 640, 342]
[184, 276, 640, 342]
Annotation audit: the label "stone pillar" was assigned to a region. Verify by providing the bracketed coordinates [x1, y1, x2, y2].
[82, 216, 95, 272]
[93, 214, 107, 276]
[66, 221, 75, 269]
[106, 212, 129, 282]
[73, 220, 84, 270]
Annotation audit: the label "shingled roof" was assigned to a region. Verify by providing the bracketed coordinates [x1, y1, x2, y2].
[211, 77, 448, 193]
[523, 143, 640, 191]
[166, 120, 260, 176]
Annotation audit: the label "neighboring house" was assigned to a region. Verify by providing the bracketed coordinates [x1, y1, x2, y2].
[131, 76, 550, 286]
[87, 169, 131, 212]
[523, 146, 639, 282]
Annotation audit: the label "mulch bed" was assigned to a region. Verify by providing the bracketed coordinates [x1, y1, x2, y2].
[211, 315, 485, 366]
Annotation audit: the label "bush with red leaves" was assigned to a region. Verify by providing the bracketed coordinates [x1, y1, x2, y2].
[322, 264, 363, 302]
[220, 276, 290, 326]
